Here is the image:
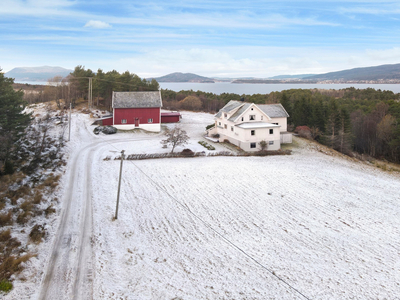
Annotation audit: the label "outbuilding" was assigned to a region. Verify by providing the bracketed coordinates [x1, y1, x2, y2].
[161, 112, 181, 123]
[112, 91, 162, 132]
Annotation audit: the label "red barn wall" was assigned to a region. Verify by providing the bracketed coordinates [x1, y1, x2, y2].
[102, 117, 114, 126]
[114, 108, 160, 125]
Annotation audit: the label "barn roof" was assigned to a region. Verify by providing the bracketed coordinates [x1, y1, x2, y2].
[112, 91, 162, 108]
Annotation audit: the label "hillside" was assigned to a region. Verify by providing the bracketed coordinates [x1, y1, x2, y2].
[5, 66, 72, 82]
[149, 72, 215, 83]
[7, 108, 400, 299]
[304, 63, 400, 81]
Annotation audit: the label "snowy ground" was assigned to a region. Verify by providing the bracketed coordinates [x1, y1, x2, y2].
[5, 110, 400, 299]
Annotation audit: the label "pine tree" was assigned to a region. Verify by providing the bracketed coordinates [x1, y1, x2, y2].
[0, 70, 32, 171]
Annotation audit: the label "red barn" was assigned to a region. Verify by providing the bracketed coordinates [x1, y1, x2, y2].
[112, 91, 162, 132]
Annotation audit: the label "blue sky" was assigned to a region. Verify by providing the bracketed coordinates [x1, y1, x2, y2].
[1, 0, 400, 77]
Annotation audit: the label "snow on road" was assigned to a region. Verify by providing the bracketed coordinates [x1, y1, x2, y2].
[5, 110, 400, 299]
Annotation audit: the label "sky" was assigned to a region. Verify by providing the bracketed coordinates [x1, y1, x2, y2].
[1, 0, 400, 78]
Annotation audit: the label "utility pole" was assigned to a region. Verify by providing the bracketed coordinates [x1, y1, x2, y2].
[68, 103, 72, 141]
[88, 77, 93, 109]
[115, 150, 125, 220]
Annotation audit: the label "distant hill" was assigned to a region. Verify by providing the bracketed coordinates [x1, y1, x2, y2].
[304, 63, 400, 81]
[268, 74, 316, 80]
[149, 72, 215, 83]
[5, 66, 73, 82]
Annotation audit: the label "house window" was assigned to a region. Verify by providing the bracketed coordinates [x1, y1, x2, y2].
[224, 113, 227, 118]
[261, 116, 263, 120]
[250, 143, 256, 148]
[269, 129, 273, 134]
[273, 122, 278, 125]
[249, 115, 255, 120]
[231, 126, 234, 131]
[148, 118, 153, 123]
[251, 108, 254, 111]
[241, 117, 244, 121]
[224, 124, 227, 129]
[219, 122, 221, 126]
[269, 141, 274, 145]
[121, 119, 127, 124]
[251, 130, 255, 136]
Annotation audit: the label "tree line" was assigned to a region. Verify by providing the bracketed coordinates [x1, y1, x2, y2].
[161, 87, 400, 163]
[22, 65, 160, 110]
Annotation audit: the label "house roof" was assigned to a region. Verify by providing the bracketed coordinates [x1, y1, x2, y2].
[215, 100, 244, 118]
[258, 104, 289, 118]
[215, 100, 289, 120]
[113, 91, 162, 108]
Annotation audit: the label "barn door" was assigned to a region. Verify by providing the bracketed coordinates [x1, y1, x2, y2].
[135, 118, 140, 127]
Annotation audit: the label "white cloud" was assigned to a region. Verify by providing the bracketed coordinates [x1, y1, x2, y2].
[84, 20, 111, 29]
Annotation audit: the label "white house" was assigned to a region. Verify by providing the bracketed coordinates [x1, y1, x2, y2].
[207, 100, 292, 152]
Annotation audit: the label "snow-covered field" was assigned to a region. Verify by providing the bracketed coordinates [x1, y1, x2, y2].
[5, 110, 400, 299]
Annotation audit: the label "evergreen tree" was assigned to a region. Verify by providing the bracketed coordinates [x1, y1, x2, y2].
[0, 70, 32, 171]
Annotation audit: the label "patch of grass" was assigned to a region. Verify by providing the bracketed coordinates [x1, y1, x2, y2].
[33, 193, 43, 205]
[0, 211, 13, 227]
[16, 211, 31, 225]
[0, 229, 11, 243]
[44, 205, 56, 217]
[0, 254, 34, 281]
[0, 280, 13, 293]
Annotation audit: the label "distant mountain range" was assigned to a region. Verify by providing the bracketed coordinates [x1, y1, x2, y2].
[303, 63, 400, 81]
[5, 66, 73, 82]
[147, 72, 215, 83]
[5, 63, 400, 84]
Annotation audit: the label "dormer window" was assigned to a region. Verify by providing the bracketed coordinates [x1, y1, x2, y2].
[249, 115, 255, 121]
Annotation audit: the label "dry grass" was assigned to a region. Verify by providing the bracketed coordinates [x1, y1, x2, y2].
[0, 211, 13, 227]
[29, 224, 45, 244]
[0, 254, 34, 281]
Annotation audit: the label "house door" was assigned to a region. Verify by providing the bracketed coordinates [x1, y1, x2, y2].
[135, 118, 140, 127]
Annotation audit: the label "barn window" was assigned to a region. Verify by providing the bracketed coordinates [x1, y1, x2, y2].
[269, 141, 274, 145]
[250, 143, 256, 148]
[148, 118, 153, 123]
[251, 130, 255, 136]
[269, 129, 273, 134]
[121, 119, 127, 124]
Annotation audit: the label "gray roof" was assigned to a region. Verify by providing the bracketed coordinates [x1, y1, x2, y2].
[228, 103, 251, 121]
[113, 91, 162, 108]
[258, 104, 289, 118]
[215, 100, 244, 118]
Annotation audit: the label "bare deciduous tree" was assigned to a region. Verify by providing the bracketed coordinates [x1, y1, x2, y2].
[161, 126, 189, 153]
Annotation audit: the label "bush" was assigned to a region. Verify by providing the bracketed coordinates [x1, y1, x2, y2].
[0, 212, 12, 227]
[29, 224, 45, 244]
[206, 124, 215, 130]
[0, 254, 33, 281]
[0, 280, 13, 293]
[181, 149, 194, 157]
[44, 205, 56, 217]
[295, 126, 312, 139]
[0, 229, 11, 243]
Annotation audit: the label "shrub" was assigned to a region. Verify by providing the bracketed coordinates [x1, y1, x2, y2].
[206, 124, 215, 130]
[181, 149, 194, 157]
[29, 224, 45, 244]
[0, 280, 13, 293]
[33, 193, 43, 204]
[45, 205, 56, 217]
[0, 229, 11, 243]
[0, 254, 33, 281]
[16, 211, 31, 225]
[295, 126, 312, 139]
[0, 212, 12, 227]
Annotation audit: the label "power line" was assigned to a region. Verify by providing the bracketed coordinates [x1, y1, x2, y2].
[97, 135, 312, 300]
